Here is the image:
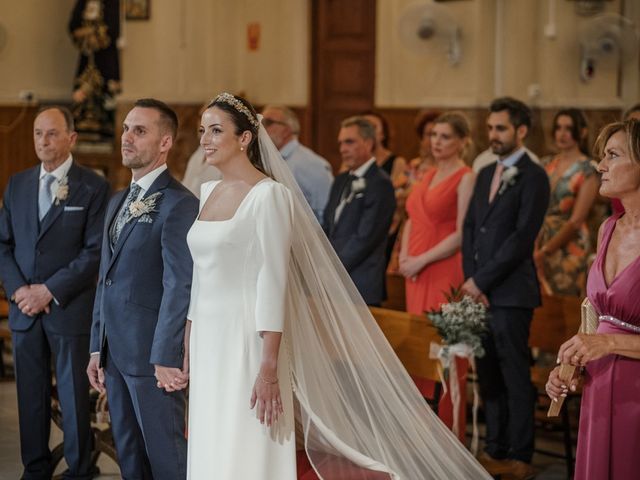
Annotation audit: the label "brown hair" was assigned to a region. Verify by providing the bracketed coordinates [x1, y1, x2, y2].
[134, 98, 178, 139]
[593, 119, 640, 165]
[433, 111, 471, 139]
[414, 110, 443, 138]
[552, 108, 589, 155]
[36, 106, 75, 132]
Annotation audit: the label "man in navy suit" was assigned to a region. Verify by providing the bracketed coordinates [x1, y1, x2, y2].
[323, 116, 395, 306]
[0, 106, 110, 479]
[461, 97, 550, 479]
[86, 99, 198, 479]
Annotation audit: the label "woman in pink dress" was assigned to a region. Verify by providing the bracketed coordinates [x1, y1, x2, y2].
[546, 119, 640, 480]
[399, 111, 475, 314]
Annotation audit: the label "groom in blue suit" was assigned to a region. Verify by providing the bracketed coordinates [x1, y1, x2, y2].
[0, 106, 109, 479]
[87, 99, 198, 479]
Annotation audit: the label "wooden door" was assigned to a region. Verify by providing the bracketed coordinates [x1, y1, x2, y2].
[311, 0, 376, 172]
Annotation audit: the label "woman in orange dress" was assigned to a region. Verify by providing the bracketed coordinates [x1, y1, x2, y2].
[400, 112, 475, 314]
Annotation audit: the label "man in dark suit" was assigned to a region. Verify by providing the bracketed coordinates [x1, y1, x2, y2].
[323, 116, 395, 306]
[86, 99, 198, 479]
[461, 97, 550, 479]
[0, 106, 109, 479]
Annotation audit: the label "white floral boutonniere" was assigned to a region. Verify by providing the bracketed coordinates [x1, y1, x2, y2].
[351, 177, 366, 194]
[498, 166, 519, 195]
[54, 176, 69, 205]
[125, 192, 162, 224]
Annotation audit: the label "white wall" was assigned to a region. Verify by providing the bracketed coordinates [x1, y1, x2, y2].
[376, 0, 638, 109]
[0, 0, 310, 105]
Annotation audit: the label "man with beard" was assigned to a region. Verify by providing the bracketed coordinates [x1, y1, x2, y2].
[461, 97, 549, 480]
[87, 99, 198, 479]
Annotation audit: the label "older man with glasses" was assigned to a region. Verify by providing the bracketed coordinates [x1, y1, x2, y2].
[261, 105, 333, 221]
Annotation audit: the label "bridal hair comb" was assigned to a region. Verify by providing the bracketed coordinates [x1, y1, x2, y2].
[213, 92, 260, 129]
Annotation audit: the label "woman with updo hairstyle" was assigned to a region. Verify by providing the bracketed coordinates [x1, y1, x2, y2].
[535, 108, 598, 295]
[184, 94, 493, 480]
[546, 119, 640, 480]
[185, 92, 297, 478]
[399, 111, 476, 314]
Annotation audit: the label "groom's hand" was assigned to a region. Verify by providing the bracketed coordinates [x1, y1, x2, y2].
[87, 354, 106, 393]
[154, 365, 189, 392]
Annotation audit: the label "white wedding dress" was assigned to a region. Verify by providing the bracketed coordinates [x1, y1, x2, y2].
[186, 178, 296, 479]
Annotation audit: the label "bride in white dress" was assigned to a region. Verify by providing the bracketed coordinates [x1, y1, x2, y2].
[184, 93, 491, 480]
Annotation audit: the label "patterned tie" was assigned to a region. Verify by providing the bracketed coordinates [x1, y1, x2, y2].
[110, 183, 142, 247]
[488, 162, 505, 203]
[38, 173, 56, 221]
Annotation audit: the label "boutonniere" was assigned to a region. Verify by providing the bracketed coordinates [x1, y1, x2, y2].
[351, 177, 366, 194]
[498, 166, 519, 195]
[54, 176, 69, 205]
[125, 192, 162, 223]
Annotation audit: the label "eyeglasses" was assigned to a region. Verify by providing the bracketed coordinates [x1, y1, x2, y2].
[261, 118, 288, 128]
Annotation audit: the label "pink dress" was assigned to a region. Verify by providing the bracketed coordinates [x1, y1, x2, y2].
[576, 212, 640, 480]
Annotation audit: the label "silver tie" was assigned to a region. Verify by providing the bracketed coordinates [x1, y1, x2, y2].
[38, 174, 56, 221]
[110, 183, 142, 247]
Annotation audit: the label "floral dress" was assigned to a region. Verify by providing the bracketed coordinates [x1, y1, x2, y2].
[539, 157, 597, 295]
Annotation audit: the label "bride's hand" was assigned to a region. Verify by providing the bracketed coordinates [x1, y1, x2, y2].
[250, 374, 284, 427]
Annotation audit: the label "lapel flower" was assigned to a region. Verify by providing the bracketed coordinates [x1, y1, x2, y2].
[498, 166, 519, 195]
[351, 177, 366, 194]
[126, 192, 162, 223]
[54, 176, 69, 205]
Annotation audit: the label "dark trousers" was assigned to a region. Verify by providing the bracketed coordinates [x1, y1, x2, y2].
[12, 320, 93, 480]
[476, 306, 535, 463]
[104, 348, 187, 480]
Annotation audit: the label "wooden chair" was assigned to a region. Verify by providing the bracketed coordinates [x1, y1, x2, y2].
[529, 294, 582, 478]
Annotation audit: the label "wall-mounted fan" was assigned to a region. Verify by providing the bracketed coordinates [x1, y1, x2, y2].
[397, 1, 462, 66]
[579, 13, 639, 81]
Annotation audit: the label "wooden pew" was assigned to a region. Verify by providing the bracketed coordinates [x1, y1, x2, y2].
[370, 306, 441, 385]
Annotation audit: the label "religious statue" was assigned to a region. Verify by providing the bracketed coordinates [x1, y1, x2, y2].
[69, 0, 121, 143]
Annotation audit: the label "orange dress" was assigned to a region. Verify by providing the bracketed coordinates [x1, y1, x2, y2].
[405, 166, 471, 315]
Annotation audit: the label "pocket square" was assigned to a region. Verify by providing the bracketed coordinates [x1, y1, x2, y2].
[355, 193, 364, 199]
[137, 214, 154, 224]
[64, 206, 85, 212]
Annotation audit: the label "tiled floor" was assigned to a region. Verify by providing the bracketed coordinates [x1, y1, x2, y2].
[0, 379, 120, 480]
[0, 363, 570, 479]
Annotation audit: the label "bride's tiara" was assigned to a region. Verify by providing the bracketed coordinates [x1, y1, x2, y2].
[213, 92, 260, 129]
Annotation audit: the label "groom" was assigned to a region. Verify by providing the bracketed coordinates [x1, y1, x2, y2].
[461, 97, 549, 479]
[87, 99, 198, 479]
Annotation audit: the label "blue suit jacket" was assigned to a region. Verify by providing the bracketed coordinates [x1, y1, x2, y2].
[0, 162, 110, 334]
[462, 154, 550, 309]
[323, 163, 395, 305]
[90, 169, 198, 376]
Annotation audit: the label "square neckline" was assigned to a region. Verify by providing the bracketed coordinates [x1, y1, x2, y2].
[196, 177, 271, 223]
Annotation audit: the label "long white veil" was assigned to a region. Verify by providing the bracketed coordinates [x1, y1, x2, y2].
[257, 120, 490, 479]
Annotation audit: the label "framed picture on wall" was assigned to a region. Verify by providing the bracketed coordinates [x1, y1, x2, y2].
[126, 0, 150, 20]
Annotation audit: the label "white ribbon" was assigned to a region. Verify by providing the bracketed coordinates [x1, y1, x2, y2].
[429, 342, 480, 455]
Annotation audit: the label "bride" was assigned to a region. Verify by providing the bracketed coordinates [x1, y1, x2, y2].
[183, 92, 490, 479]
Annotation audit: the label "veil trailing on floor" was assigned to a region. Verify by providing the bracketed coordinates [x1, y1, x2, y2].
[257, 118, 489, 479]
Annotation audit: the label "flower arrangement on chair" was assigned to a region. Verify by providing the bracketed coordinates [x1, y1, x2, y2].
[427, 287, 488, 452]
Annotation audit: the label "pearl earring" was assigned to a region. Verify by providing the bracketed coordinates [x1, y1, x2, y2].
[240, 147, 244, 151]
